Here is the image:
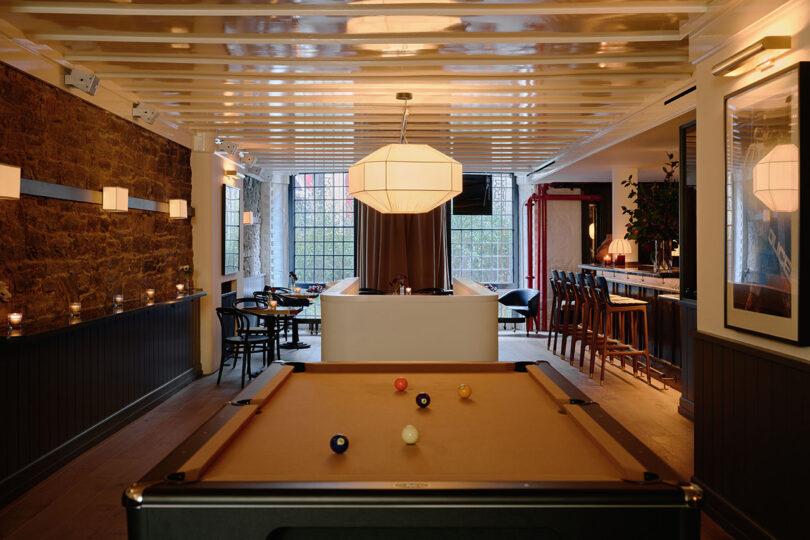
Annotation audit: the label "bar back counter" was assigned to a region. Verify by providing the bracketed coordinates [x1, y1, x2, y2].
[0, 292, 204, 507]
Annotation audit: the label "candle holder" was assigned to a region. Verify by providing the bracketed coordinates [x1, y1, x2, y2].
[114, 306, 124, 314]
[7, 312, 22, 328]
[114, 294, 124, 307]
[69, 302, 82, 318]
[176, 283, 185, 295]
[405, 287, 412, 295]
[146, 288, 155, 300]
[295, 287, 301, 294]
[269, 300, 278, 309]
[603, 255, 612, 266]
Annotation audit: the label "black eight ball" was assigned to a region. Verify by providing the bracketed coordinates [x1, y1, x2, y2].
[330, 434, 349, 454]
[416, 392, 431, 408]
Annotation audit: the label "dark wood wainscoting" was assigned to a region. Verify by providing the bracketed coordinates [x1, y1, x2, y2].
[0, 294, 203, 508]
[694, 332, 810, 540]
[678, 300, 696, 420]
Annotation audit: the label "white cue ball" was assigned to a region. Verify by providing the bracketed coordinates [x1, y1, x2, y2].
[401, 424, 420, 445]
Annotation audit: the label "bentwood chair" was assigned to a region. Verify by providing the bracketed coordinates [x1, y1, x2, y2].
[234, 297, 277, 365]
[215, 307, 271, 388]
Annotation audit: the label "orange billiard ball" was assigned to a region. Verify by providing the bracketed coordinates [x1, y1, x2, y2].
[457, 384, 472, 399]
[394, 377, 408, 391]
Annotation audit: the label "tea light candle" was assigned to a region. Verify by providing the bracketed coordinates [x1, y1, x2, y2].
[69, 302, 82, 317]
[114, 306, 124, 314]
[603, 255, 612, 265]
[176, 283, 185, 294]
[295, 287, 301, 294]
[405, 287, 412, 295]
[269, 300, 278, 309]
[114, 294, 124, 305]
[7, 312, 22, 327]
[145, 289, 155, 300]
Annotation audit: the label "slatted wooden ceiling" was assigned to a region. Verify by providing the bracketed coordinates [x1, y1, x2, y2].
[2, 1, 703, 172]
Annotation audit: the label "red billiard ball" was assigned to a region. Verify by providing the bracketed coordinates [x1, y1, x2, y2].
[394, 377, 408, 391]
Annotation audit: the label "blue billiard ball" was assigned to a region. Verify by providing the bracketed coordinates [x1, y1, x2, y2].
[416, 392, 431, 408]
[330, 434, 349, 454]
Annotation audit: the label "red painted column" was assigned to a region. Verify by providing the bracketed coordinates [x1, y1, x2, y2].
[525, 196, 535, 290]
[539, 184, 547, 332]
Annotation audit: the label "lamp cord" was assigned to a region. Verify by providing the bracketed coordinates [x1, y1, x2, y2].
[399, 97, 410, 144]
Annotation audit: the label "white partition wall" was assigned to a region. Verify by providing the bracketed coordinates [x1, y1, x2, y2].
[321, 278, 498, 362]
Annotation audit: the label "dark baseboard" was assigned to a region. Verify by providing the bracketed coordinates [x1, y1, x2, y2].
[0, 369, 197, 508]
[677, 396, 694, 420]
[693, 477, 774, 540]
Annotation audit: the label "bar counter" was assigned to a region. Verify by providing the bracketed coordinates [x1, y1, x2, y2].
[0, 291, 205, 507]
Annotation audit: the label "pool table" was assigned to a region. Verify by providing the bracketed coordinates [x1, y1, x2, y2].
[123, 361, 702, 539]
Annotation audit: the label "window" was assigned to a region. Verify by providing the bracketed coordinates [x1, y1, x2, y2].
[290, 172, 355, 284]
[222, 184, 240, 275]
[450, 173, 517, 286]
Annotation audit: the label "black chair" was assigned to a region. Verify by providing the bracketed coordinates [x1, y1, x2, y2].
[264, 285, 291, 294]
[413, 287, 452, 295]
[497, 289, 540, 337]
[215, 307, 271, 388]
[359, 288, 385, 295]
[234, 297, 277, 365]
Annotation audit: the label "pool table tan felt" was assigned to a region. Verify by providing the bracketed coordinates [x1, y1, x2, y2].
[179, 362, 648, 484]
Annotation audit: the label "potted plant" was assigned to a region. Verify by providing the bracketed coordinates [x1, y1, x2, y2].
[620, 154, 679, 271]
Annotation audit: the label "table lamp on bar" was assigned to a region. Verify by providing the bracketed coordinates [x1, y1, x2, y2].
[608, 239, 633, 267]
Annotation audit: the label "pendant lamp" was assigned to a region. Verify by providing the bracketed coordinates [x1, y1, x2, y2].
[348, 93, 462, 214]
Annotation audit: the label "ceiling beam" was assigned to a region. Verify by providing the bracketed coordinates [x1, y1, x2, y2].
[140, 95, 645, 105]
[190, 124, 601, 132]
[160, 105, 630, 114]
[12, 2, 708, 17]
[64, 51, 689, 67]
[93, 69, 691, 82]
[32, 29, 682, 46]
[171, 114, 618, 123]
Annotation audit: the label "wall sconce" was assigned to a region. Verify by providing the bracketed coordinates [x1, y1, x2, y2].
[243, 211, 254, 225]
[169, 199, 188, 219]
[102, 187, 128, 212]
[712, 36, 791, 77]
[0, 163, 21, 200]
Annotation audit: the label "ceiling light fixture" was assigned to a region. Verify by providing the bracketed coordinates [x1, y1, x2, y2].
[348, 92, 462, 214]
[346, 0, 460, 56]
[711, 36, 791, 77]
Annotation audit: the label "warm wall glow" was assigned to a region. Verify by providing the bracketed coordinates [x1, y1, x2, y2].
[753, 143, 799, 212]
[348, 143, 462, 214]
[0, 163, 21, 200]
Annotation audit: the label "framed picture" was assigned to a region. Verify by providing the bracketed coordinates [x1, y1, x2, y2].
[724, 62, 809, 345]
[222, 184, 240, 275]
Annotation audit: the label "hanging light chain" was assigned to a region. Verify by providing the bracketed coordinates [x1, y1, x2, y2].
[397, 92, 412, 144]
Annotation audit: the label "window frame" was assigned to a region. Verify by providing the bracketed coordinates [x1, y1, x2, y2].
[288, 172, 358, 286]
[446, 173, 519, 289]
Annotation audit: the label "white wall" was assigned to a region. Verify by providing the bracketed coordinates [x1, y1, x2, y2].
[695, 0, 810, 363]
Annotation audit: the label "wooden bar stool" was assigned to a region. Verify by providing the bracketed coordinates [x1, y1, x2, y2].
[590, 276, 652, 384]
[547, 270, 562, 351]
[566, 272, 590, 366]
[558, 273, 578, 359]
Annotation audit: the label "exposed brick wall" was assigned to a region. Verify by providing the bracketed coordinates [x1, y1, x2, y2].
[242, 176, 262, 277]
[0, 61, 193, 322]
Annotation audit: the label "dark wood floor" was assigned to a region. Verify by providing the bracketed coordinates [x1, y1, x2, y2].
[0, 332, 730, 539]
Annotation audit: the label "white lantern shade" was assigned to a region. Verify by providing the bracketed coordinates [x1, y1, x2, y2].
[608, 238, 633, 255]
[169, 199, 188, 219]
[243, 211, 254, 225]
[348, 144, 462, 214]
[102, 186, 128, 212]
[0, 163, 21, 200]
[753, 143, 799, 212]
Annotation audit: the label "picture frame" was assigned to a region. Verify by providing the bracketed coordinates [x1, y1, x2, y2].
[724, 62, 810, 345]
[222, 184, 241, 275]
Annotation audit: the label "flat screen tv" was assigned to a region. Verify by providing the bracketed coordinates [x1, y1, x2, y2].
[453, 174, 492, 215]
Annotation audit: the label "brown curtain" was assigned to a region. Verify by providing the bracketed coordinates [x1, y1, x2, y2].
[358, 203, 449, 292]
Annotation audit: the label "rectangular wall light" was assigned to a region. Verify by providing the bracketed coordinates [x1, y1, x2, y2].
[243, 211, 254, 225]
[0, 163, 21, 200]
[102, 186, 128, 212]
[712, 36, 791, 77]
[169, 199, 188, 219]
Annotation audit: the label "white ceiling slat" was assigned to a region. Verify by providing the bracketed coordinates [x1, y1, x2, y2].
[171, 114, 617, 124]
[140, 95, 645, 105]
[32, 29, 682, 46]
[160, 105, 631, 114]
[93, 70, 691, 82]
[64, 52, 689, 67]
[12, 2, 709, 17]
[188, 124, 601, 132]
